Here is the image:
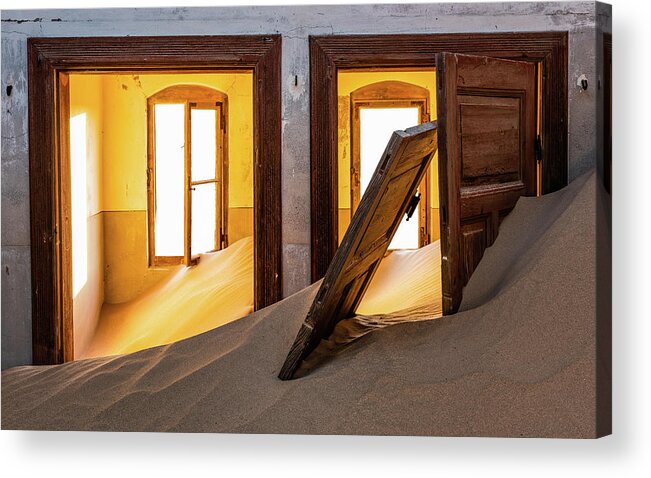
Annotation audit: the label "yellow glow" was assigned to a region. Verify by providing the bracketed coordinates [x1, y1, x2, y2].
[337, 70, 438, 210]
[357, 240, 442, 316]
[80, 237, 254, 359]
[70, 113, 88, 298]
[336, 70, 440, 247]
[68, 72, 254, 358]
[101, 73, 253, 212]
[67, 71, 253, 304]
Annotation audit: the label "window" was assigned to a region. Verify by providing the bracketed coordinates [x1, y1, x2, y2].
[147, 85, 228, 266]
[350, 80, 431, 249]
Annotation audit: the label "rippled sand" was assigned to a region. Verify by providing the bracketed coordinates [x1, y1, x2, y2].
[2, 170, 604, 437]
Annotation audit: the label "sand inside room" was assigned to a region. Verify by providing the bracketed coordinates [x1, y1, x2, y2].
[68, 71, 256, 359]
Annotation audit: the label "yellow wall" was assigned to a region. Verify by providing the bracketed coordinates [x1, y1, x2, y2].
[101, 73, 254, 211]
[337, 70, 440, 243]
[69, 74, 105, 357]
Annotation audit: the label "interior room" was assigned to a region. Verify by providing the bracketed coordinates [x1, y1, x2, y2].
[337, 69, 442, 316]
[66, 71, 255, 359]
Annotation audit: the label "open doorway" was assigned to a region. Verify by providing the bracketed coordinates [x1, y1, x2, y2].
[284, 50, 546, 378]
[28, 35, 282, 365]
[337, 70, 442, 316]
[65, 72, 255, 359]
[311, 33, 568, 315]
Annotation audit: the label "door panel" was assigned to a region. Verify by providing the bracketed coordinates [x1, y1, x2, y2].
[437, 52, 536, 314]
[280, 122, 438, 380]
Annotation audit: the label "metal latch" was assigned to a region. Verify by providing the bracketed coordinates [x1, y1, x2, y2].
[405, 192, 421, 221]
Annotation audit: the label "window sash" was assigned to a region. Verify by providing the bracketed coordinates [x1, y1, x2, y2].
[147, 86, 227, 267]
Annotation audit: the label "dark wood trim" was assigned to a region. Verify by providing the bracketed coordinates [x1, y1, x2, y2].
[28, 35, 282, 365]
[310, 32, 568, 282]
[56, 72, 74, 362]
[253, 35, 283, 313]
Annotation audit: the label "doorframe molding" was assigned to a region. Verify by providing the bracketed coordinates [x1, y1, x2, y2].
[309, 32, 568, 282]
[28, 35, 282, 365]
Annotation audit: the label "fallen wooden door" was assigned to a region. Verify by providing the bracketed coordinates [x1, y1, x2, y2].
[436, 52, 537, 315]
[279, 122, 438, 380]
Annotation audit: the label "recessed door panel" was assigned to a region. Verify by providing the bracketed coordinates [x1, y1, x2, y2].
[437, 52, 536, 314]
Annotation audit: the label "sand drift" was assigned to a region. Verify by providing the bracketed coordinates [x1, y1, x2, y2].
[2, 171, 599, 437]
[80, 235, 441, 360]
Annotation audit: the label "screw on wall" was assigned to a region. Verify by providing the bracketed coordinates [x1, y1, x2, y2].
[577, 74, 588, 91]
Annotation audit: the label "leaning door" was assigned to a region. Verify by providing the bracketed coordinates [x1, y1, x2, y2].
[436, 52, 536, 314]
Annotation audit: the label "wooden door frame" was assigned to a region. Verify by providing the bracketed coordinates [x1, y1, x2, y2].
[28, 35, 282, 365]
[310, 32, 568, 282]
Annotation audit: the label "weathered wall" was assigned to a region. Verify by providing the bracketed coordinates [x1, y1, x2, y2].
[1, 2, 610, 369]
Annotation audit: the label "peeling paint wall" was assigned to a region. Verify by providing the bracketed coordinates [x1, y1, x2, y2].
[0, 2, 611, 369]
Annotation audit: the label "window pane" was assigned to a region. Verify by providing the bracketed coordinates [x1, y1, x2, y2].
[154, 104, 185, 257]
[191, 108, 217, 182]
[191, 182, 217, 256]
[359, 107, 420, 249]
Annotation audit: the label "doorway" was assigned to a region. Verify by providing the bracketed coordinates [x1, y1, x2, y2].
[64, 71, 258, 358]
[336, 71, 442, 316]
[28, 35, 282, 364]
[311, 33, 568, 313]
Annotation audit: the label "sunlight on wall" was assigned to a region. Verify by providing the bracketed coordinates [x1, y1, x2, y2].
[70, 113, 88, 297]
[101, 73, 253, 212]
[69, 74, 106, 358]
[360, 107, 420, 249]
[68, 71, 254, 358]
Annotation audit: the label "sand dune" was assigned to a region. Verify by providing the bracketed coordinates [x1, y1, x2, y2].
[357, 239, 442, 316]
[2, 170, 601, 437]
[80, 237, 255, 359]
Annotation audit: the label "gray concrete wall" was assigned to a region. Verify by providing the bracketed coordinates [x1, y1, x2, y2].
[1, 2, 609, 369]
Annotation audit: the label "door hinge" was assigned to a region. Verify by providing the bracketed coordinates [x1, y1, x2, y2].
[535, 135, 543, 163]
